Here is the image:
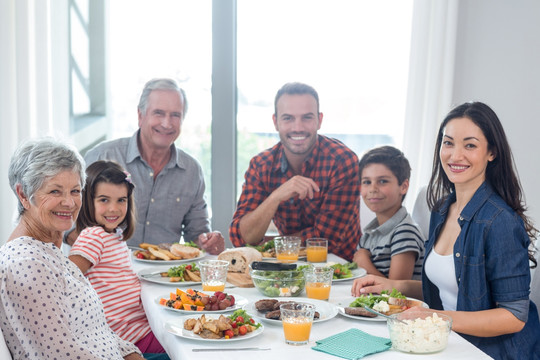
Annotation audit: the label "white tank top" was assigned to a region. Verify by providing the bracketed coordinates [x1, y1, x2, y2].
[424, 248, 458, 311]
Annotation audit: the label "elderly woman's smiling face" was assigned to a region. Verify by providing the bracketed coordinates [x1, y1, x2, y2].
[25, 170, 82, 234]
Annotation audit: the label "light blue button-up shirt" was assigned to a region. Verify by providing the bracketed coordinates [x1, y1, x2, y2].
[84, 131, 210, 246]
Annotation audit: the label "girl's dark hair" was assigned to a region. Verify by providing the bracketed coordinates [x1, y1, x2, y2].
[427, 101, 537, 267]
[76, 160, 136, 241]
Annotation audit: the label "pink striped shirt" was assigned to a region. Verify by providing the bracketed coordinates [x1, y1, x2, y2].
[70, 226, 151, 344]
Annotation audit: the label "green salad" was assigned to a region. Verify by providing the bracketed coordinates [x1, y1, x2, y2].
[330, 262, 358, 279]
[228, 309, 262, 329]
[167, 262, 199, 278]
[297, 262, 358, 279]
[251, 269, 305, 297]
[182, 241, 199, 248]
[349, 288, 406, 308]
[247, 240, 275, 253]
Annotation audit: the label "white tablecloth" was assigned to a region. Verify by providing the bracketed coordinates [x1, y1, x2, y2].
[133, 255, 492, 360]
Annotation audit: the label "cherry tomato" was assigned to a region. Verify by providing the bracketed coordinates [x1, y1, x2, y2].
[249, 318, 255, 324]
[224, 329, 234, 339]
[238, 325, 247, 336]
[235, 316, 244, 324]
[185, 264, 192, 270]
[136, 253, 145, 259]
[231, 321, 238, 328]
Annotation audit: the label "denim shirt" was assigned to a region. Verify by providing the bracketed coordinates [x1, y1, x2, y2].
[422, 182, 540, 359]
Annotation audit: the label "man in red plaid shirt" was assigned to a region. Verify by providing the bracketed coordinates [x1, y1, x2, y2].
[229, 82, 361, 261]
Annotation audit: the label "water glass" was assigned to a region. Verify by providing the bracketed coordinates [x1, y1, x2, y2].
[199, 260, 229, 292]
[304, 265, 333, 300]
[280, 302, 316, 345]
[274, 236, 301, 263]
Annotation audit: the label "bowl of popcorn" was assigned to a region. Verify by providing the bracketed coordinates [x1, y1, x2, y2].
[387, 310, 452, 354]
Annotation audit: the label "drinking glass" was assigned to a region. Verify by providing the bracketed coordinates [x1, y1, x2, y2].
[306, 238, 328, 263]
[199, 260, 229, 292]
[304, 265, 333, 300]
[274, 236, 301, 263]
[280, 302, 316, 345]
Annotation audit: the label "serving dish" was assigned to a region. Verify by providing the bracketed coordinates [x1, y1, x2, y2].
[388, 311, 452, 353]
[250, 267, 306, 297]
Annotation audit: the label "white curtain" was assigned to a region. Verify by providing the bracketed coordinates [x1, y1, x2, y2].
[402, 0, 459, 209]
[0, 0, 59, 245]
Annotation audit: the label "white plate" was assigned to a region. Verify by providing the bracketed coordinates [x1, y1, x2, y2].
[332, 267, 367, 283]
[156, 293, 248, 314]
[334, 296, 427, 322]
[164, 316, 264, 342]
[245, 297, 338, 324]
[137, 267, 202, 286]
[132, 251, 206, 264]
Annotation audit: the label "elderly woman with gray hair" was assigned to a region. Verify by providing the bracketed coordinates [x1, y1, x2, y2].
[0, 138, 145, 360]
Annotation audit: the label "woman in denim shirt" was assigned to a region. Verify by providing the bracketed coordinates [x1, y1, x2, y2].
[352, 102, 539, 359]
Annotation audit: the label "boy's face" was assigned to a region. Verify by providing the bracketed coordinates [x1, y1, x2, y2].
[360, 163, 408, 222]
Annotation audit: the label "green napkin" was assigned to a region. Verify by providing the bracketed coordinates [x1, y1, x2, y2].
[312, 328, 391, 360]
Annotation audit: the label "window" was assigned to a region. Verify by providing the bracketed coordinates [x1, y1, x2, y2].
[107, 0, 212, 202]
[99, 0, 413, 240]
[236, 0, 413, 196]
[69, 0, 107, 149]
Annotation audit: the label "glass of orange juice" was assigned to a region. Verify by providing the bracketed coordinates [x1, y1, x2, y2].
[280, 302, 316, 345]
[199, 260, 229, 292]
[306, 238, 328, 263]
[304, 266, 333, 300]
[274, 236, 301, 263]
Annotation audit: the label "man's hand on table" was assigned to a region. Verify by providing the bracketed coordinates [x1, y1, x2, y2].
[198, 231, 225, 255]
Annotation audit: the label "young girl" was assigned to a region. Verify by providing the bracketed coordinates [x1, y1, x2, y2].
[69, 160, 169, 359]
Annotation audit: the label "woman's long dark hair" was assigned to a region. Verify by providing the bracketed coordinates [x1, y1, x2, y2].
[427, 102, 537, 267]
[76, 160, 136, 241]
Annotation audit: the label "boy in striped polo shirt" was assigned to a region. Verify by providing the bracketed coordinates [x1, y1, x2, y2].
[353, 146, 424, 280]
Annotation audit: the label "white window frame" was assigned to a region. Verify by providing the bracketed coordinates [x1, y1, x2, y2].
[68, 0, 109, 153]
[211, 0, 237, 245]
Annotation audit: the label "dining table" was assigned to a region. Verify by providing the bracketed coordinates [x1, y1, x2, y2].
[132, 253, 493, 360]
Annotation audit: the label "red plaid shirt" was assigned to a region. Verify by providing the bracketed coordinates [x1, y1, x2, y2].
[230, 135, 361, 261]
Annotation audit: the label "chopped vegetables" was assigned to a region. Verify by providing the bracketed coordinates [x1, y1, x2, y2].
[330, 262, 358, 279]
[349, 288, 406, 308]
[247, 240, 275, 253]
[228, 309, 262, 329]
[298, 262, 358, 279]
[159, 289, 236, 312]
[166, 263, 199, 279]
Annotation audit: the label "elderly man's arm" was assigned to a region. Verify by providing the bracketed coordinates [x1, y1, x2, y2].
[181, 165, 227, 255]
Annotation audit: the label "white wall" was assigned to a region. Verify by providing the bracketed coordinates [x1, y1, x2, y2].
[452, 0, 540, 233]
[451, 0, 540, 278]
